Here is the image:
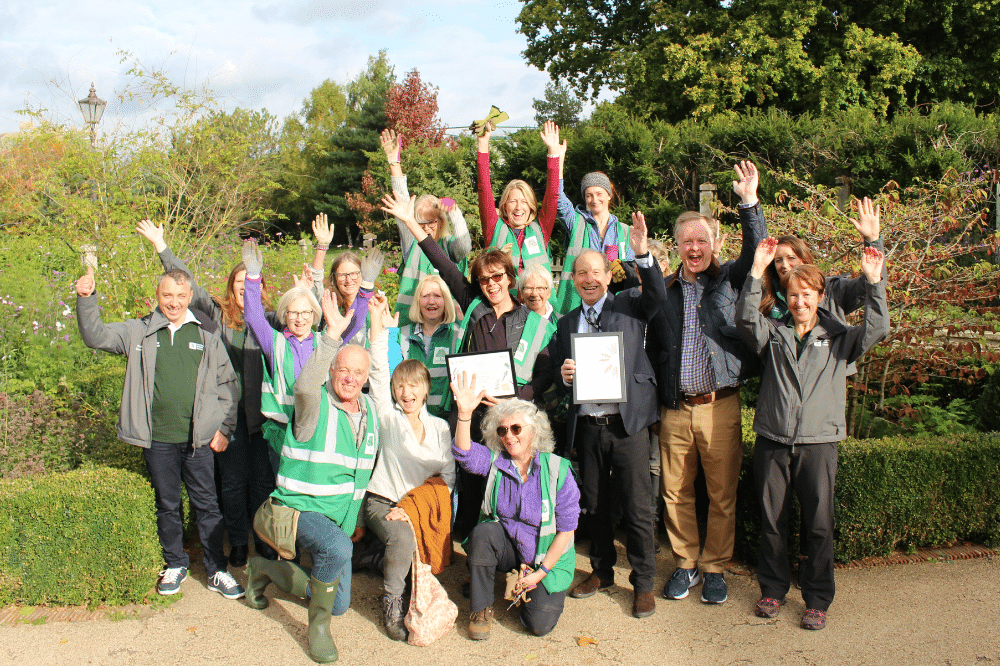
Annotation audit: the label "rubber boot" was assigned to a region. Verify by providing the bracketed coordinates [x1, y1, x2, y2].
[307, 576, 340, 663]
[246, 555, 312, 610]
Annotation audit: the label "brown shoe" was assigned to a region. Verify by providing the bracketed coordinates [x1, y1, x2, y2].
[468, 606, 493, 640]
[633, 590, 656, 618]
[569, 573, 613, 599]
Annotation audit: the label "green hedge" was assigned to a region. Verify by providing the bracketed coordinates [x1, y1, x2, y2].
[0, 467, 162, 606]
[734, 432, 1000, 564]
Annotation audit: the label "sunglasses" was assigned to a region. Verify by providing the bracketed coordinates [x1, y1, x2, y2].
[477, 272, 506, 286]
[496, 424, 523, 437]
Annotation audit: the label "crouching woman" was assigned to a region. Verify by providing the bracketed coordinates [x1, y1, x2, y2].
[450, 372, 580, 640]
[736, 237, 889, 631]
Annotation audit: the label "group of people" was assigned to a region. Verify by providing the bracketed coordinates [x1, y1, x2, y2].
[76, 121, 889, 663]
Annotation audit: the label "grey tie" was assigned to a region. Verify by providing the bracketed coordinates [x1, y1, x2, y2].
[585, 306, 600, 332]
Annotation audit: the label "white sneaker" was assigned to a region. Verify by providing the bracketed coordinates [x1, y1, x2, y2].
[208, 570, 245, 599]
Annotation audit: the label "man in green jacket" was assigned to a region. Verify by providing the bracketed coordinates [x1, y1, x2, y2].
[75, 266, 243, 600]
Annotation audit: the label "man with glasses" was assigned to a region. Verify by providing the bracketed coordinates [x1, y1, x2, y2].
[547, 212, 666, 619]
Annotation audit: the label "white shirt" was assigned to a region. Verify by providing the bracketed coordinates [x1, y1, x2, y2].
[574, 293, 620, 418]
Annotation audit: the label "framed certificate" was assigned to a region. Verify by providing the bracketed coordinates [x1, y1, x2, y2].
[445, 349, 517, 399]
[571, 332, 627, 403]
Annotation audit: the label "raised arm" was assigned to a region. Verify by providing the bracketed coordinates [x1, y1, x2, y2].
[137, 219, 218, 317]
[75, 267, 133, 355]
[537, 121, 563, 244]
[365, 294, 396, 419]
[310, 213, 335, 273]
[845, 246, 890, 363]
[450, 371, 487, 454]
[728, 161, 767, 286]
[292, 291, 353, 442]
[476, 124, 499, 242]
[736, 237, 779, 354]
[240, 240, 279, 369]
[829, 197, 888, 315]
[632, 212, 666, 319]
[444, 200, 472, 262]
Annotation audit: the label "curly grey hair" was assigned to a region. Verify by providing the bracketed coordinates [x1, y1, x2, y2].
[480, 398, 555, 458]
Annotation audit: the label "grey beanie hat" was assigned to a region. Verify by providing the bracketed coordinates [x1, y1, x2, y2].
[580, 172, 612, 199]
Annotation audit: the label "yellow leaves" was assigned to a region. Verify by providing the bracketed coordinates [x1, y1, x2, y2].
[576, 635, 599, 647]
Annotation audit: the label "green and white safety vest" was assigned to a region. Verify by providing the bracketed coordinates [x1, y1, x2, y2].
[271, 390, 379, 536]
[553, 212, 630, 315]
[489, 220, 551, 277]
[453, 299, 556, 385]
[397, 322, 461, 418]
[260, 331, 321, 453]
[478, 450, 576, 594]
[394, 237, 468, 328]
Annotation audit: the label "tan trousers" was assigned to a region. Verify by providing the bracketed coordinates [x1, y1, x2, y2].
[660, 393, 742, 573]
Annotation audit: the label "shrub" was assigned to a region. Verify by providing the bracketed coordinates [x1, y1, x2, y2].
[0, 467, 162, 606]
[734, 431, 1000, 564]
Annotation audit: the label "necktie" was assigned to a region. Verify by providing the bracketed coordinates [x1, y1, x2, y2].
[585, 306, 600, 332]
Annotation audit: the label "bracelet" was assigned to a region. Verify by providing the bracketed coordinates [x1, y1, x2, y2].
[457, 417, 472, 422]
[547, 154, 559, 159]
[387, 160, 400, 166]
[315, 244, 330, 251]
[538, 564, 550, 574]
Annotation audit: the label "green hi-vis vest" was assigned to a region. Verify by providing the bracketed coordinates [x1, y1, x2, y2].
[397, 323, 460, 418]
[260, 331, 321, 453]
[478, 451, 576, 594]
[271, 391, 379, 536]
[489, 220, 551, 277]
[394, 237, 468, 328]
[453, 299, 556, 385]
[553, 212, 630, 315]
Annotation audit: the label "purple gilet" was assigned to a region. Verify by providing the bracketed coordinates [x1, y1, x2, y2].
[452, 440, 580, 566]
[244, 276, 315, 379]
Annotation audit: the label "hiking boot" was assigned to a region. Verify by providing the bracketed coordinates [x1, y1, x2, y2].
[228, 544, 249, 568]
[246, 556, 312, 610]
[801, 608, 827, 630]
[157, 567, 188, 595]
[208, 571, 245, 600]
[569, 573, 613, 599]
[754, 597, 783, 619]
[382, 593, 408, 642]
[308, 576, 340, 663]
[700, 572, 727, 604]
[662, 567, 700, 600]
[468, 606, 493, 640]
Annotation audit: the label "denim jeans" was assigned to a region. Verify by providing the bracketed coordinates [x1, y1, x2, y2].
[143, 440, 227, 576]
[296, 511, 354, 615]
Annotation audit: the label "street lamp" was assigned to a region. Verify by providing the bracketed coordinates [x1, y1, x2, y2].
[77, 83, 107, 146]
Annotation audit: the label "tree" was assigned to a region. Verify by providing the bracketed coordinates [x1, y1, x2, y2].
[385, 69, 446, 148]
[532, 82, 584, 127]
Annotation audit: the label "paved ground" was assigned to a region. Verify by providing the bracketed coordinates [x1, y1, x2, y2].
[2, 540, 998, 666]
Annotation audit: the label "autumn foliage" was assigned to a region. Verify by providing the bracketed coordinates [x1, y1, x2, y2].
[384, 69, 446, 148]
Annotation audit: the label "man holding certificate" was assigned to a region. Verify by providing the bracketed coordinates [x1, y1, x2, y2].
[548, 212, 666, 619]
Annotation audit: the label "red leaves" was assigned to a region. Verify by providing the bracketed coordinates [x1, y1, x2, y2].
[385, 69, 446, 149]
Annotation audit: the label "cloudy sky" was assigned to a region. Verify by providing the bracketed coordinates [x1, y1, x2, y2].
[0, 0, 578, 136]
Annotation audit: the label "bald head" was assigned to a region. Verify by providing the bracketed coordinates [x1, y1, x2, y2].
[331, 344, 370, 406]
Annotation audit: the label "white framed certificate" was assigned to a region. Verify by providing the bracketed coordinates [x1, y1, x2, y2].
[445, 349, 517, 399]
[571, 332, 627, 403]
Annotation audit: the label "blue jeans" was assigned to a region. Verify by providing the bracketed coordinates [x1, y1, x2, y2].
[296, 511, 353, 615]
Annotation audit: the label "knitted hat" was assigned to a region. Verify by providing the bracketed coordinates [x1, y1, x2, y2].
[580, 172, 612, 198]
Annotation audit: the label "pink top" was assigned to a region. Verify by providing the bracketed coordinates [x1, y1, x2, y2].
[477, 153, 560, 248]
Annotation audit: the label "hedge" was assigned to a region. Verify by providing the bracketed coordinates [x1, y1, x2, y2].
[0, 467, 162, 606]
[734, 431, 1000, 564]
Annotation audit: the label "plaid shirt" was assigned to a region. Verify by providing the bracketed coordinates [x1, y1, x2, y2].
[678, 275, 716, 394]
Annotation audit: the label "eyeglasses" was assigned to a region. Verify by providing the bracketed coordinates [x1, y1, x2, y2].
[286, 310, 313, 320]
[335, 270, 361, 281]
[477, 272, 506, 286]
[521, 285, 550, 293]
[496, 424, 523, 437]
[418, 218, 440, 227]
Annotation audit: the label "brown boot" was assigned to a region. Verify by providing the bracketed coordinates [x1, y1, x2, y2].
[468, 606, 493, 640]
[569, 573, 613, 599]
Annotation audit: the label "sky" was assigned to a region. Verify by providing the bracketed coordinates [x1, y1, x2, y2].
[0, 0, 581, 136]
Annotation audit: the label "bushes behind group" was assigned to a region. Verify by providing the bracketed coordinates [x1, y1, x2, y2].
[734, 432, 1000, 564]
[0, 467, 162, 606]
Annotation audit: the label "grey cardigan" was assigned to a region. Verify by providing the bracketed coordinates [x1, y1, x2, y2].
[76, 295, 239, 449]
[735, 274, 889, 445]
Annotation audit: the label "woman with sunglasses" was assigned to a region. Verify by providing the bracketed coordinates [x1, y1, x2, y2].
[450, 372, 579, 640]
[476, 120, 564, 276]
[379, 128, 472, 327]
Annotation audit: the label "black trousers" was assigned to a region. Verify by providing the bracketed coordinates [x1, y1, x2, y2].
[467, 521, 566, 637]
[753, 436, 838, 611]
[576, 415, 656, 592]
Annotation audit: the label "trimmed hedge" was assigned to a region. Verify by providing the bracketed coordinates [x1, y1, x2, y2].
[734, 431, 1000, 564]
[0, 467, 162, 606]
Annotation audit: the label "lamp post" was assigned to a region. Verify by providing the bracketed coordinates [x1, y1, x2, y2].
[77, 83, 107, 146]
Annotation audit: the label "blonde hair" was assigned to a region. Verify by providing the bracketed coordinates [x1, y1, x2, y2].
[276, 287, 322, 328]
[409, 274, 457, 325]
[413, 194, 451, 241]
[391, 360, 432, 405]
[498, 180, 538, 225]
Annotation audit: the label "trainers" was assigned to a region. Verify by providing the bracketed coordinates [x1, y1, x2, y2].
[208, 570, 246, 600]
[701, 572, 728, 603]
[663, 567, 701, 600]
[157, 567, 188, 595]
[754, 597, 783, 618]
[468, 606, 493, 640]
[801, 608, 827, 630]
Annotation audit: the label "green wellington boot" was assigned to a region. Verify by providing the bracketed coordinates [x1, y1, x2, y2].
[307, 576, 340, 663]
[245, 555, 312, 610]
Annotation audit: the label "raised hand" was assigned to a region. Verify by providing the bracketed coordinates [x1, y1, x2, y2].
[136, 219, 167, 253]
[380, 191, 426, 240]
[732, 161, 759, 207]
[476, 121, 494, 153]
[379, 128, 400, 163]
[860, 246, 885, 284]
[751, 237, 778, 280]
[291, 263, 314, 290]
[450, 371, 487, 420]
[852, 197, 881, 242]
[312, 213, 334, 247]
[321, 289, 353, 341]
[76, 266, 96, 297]
[540, 121, 561, 155]
[241, 239, 264, 279]
[440, 197, 457, 214]
[630, 211, 649, 256]
[360, 248, 385, 290]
